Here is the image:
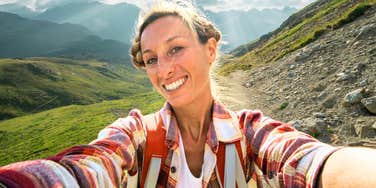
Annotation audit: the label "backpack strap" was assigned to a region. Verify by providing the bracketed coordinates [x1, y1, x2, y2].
[140, 112, 169, 188]
[216, 140, 247, 188]
[140, 112, 248, 187]
[144, 157, 162, 188]
[225, 143, 247, 188]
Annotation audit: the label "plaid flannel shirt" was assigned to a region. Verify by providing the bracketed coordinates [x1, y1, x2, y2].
[0, 100, 337, 187]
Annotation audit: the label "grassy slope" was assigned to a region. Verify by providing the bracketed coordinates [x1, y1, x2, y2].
[0, 57, 151, 119]
[0, 92, 164, 166]
[218, 0, 376, 75]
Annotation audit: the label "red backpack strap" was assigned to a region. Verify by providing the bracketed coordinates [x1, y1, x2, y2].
[216, 140, 246, 187]
[140, 112, 169, 188]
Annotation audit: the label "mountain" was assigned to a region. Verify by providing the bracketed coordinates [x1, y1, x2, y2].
[0, 11, 131, 63]
[31, 1, 296, 51]
[35, 2, 140, 43]
[1, 1, 298, 52]
[217, 0, 376, 147]
[204, 7, 297, 51]
[0, 3, 38, 18]
[0, 92, 164, 166]
[0, 57, 151, 120]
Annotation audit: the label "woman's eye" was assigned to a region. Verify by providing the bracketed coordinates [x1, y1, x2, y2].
[145, 58, 157, 65]
[168, 46, 183, 56]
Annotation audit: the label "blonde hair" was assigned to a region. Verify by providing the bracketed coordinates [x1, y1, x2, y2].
[130, 1, 221, 68]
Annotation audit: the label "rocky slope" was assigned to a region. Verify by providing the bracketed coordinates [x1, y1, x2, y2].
[216, 2, 376, 147]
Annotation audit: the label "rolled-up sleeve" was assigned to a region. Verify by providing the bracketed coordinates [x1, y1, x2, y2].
[0, 109, 146, 188]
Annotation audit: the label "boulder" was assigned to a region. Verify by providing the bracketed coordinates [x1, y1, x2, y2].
[295, 51, 310, 62]
[313, 112, 327, 118]
[361, 96, 376, 114]
[287, 71, 296, 78]
[301, 117, 327, 136]
[288, 64, 296, 70]
[359, 79, 368, 87]
[355, 23, 376, 40]
[336, 72, 351, 82]
[310, 43, 322, 51]
[288, 120, 304, 131]
[318, 91, 328, 100]
[343, 88, 365, 106]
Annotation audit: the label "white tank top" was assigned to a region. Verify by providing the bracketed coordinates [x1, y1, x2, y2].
[176, 134, 203, 188]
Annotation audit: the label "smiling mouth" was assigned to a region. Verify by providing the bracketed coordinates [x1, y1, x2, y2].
[163, 76, 188, 91]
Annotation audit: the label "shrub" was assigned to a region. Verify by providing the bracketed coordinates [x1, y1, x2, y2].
[279, 102, 289, 110]
[332, 4, 372, 29]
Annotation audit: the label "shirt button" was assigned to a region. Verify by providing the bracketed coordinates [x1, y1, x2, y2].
[171, 166, 176, 173]
[268, 172, 274, 179]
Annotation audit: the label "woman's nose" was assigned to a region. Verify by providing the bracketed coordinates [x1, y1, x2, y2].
[157, 57, 175, 77]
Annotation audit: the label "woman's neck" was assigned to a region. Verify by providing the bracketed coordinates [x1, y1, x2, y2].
[173, 93, 214, 143]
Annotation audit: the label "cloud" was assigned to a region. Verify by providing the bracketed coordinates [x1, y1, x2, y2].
[0, 0, 72, 11]
[1, 0, 102, 11]
[0, 0, 17, 5]
[122, 0, 317, 12]
[1, 0, 317, 12]
[99, 0, 152, 8]
[199, 0, 317, 12]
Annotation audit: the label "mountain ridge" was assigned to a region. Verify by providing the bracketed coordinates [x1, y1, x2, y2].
[34, 1, 139, 43]
[0, 1, 298, 52]
[0, 11, 131, 63]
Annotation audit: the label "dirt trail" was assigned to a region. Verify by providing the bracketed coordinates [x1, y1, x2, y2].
[212, 70, 252, 111]
[212, 69, 275, 115]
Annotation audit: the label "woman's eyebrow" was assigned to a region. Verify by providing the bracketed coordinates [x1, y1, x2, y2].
[142, 49, 152, 55]
[166, 35, 185, 43]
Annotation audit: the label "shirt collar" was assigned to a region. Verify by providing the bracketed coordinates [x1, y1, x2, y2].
[159, 100, 242, 153]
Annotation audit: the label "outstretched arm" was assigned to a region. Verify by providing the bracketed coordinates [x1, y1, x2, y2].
[238, 109, 338, 188]
[0, 109, 147, 188]
[318, 147, 376, 188]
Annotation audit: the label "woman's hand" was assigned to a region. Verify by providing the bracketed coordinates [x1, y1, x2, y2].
[318, 147, 376, 188]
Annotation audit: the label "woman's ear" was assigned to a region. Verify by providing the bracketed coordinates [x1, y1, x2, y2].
[207, 37, 217, 64]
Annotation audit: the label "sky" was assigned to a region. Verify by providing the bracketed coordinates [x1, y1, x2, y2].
[0, 0, 317, 12]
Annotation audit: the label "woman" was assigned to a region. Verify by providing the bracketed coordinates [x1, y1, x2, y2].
[1, 1, 376, 188]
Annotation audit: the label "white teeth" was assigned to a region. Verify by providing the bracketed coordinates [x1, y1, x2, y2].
[164, 77, 186, 91]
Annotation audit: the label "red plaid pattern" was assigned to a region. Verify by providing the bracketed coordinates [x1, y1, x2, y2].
[0, 100, 337, 187]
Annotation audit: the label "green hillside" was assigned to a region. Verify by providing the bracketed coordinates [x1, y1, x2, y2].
[0, 57, 151, 120]
[0, 92, 164, 166]
[219, 0, 375, 75]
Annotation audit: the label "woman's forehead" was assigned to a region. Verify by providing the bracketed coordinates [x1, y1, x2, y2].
[140, 16, 195, 48]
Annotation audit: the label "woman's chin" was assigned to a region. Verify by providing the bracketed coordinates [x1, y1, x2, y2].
[165, 95, 192, 108]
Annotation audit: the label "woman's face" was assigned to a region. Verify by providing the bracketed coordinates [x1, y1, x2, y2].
[140, 16, 217, 107]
